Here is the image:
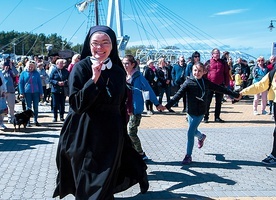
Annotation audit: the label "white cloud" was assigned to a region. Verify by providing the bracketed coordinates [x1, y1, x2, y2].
[212, 9, 248, 17]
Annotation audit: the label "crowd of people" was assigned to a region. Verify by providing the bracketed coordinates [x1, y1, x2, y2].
[0, 25, 276, 199]
[0, 53, 80, 128]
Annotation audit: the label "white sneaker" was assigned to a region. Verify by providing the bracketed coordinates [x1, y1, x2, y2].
[0, 124, 7, 129]
[253, 110, 258, 115]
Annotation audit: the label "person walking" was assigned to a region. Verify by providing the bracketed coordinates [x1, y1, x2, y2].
[156, 57, 174, 111]
[18, 60, 43, 127]
[239, 69, 276, 165]
[251, 56, 268, 115]
[53, 25, 149, 200]
[165, 62, 239, 164]
[143, 59, 158, 115]
[123, 54, 164, 161]
[49, 59, 69, 122]
[0, 70, 7, 130]
[2, 62, 17, 124]
[203, 48, 230, 123]
[171, 55, 187, 113]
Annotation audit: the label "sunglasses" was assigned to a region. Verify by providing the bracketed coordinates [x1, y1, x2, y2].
[29, 60, 36, 64]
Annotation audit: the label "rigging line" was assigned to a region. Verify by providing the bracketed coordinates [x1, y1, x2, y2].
[139, 0, 171, 48]
[141, 0, 193, 49]
[129, 0, 145, 46]
[133, 0, 165, 48]
[0, 0, 23, 27]
[135, 0, 170, 48]
[65, 20, 86, 45]
[130, 0, 154, 47]
[98, 0, 107, 25]
[145, 0, 206, 50]
[30, 4, 75, 33]
[3, 4, 78, 51]
[59, 5, 76, 35]
[120, 10, 166, 47]
[148, 0, 213, 50]
[151, 0, 225, 48]
[25, 34, 39, 56]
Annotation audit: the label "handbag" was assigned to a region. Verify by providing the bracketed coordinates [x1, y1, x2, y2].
[0, 97, 8, 115]
[142, 90, 150, 101]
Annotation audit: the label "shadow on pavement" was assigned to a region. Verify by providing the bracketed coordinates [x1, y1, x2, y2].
[0, 138, 53, 151]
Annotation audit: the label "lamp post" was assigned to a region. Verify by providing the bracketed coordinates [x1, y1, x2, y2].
[268, 20, 276, 31]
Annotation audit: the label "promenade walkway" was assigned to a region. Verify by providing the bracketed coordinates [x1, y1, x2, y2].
[0, 97, 275, 200]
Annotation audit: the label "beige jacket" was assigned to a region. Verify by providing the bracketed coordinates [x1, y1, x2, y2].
[241, 72, 275, 101]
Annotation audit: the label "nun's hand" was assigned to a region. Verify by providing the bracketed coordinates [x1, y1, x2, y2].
[91, 60, 102, 83]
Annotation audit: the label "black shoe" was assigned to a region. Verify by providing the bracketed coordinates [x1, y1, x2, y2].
[26, 123, 32, 127]
[168, 109, 175, 113]
[232, 99, 239, 104]
[181, 109, 187, 114]
[215, 118, 225, 123]
[35, 122, 41, 126]
[203, 119, 209, 123]
[172, 104, 178, 107]
[139, 171, 149, 194]
[52, 119, 57, 122]
[60, 118, 65, 121]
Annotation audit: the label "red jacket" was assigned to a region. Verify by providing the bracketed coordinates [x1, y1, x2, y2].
[206, 58, 229, 86]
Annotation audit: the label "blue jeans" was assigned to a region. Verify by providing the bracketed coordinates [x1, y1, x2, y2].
[186, 114, 204, 156]
[24, 92, 40, 123]
[52, 93, 65, 120]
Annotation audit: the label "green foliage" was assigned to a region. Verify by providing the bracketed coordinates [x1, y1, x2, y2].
[0, 31, 76, 56]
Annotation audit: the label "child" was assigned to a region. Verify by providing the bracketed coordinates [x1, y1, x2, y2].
[234, 67, 243, 92]
[165, 62, 240, 164]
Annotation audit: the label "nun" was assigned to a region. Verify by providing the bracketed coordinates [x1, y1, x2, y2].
[53, 25, 149, 200]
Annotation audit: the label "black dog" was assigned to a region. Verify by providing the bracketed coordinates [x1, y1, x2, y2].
[12, 109, 34, 131]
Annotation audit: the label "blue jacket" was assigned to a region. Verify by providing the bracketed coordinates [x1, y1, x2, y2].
[171, 63, 186, 86]
[2, 69, 15, 93]
[19, 70, 43, 95]
[131, 70, 159, 115]
[49, 67, 69, 94]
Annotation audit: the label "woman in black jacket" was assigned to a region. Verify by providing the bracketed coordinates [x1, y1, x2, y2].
[166, 62, 239, 165]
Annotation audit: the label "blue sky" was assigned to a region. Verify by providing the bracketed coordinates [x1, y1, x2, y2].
[1, 0, 276, 59]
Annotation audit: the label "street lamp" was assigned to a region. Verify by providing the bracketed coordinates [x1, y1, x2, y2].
[268, 20, 276, 31]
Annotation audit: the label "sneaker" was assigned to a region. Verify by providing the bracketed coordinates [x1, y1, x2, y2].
[198, 134, 206, 149]
[0, 124, 7, 129]
[26, 123, 32, 127]
[262, 110, 268, 115]
[140, 152, 148, 161]
[181, 109, 187, 114]
[182, 155, 192, 164]
[203, 119, 209, 123]
[215, 118, 225, 123]
[253, 110, 258, 115]
[262, 154, 276, 165]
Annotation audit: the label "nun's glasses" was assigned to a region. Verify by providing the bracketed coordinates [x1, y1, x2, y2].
[90, 42, 111, 48]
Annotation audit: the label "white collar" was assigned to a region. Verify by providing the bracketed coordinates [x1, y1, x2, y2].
[90, 57, 112, 70]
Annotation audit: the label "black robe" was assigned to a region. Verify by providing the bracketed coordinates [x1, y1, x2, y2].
[53, 57, 147, 200]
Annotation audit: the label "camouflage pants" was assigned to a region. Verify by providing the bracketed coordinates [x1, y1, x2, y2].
[128, 114, 143, 154]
